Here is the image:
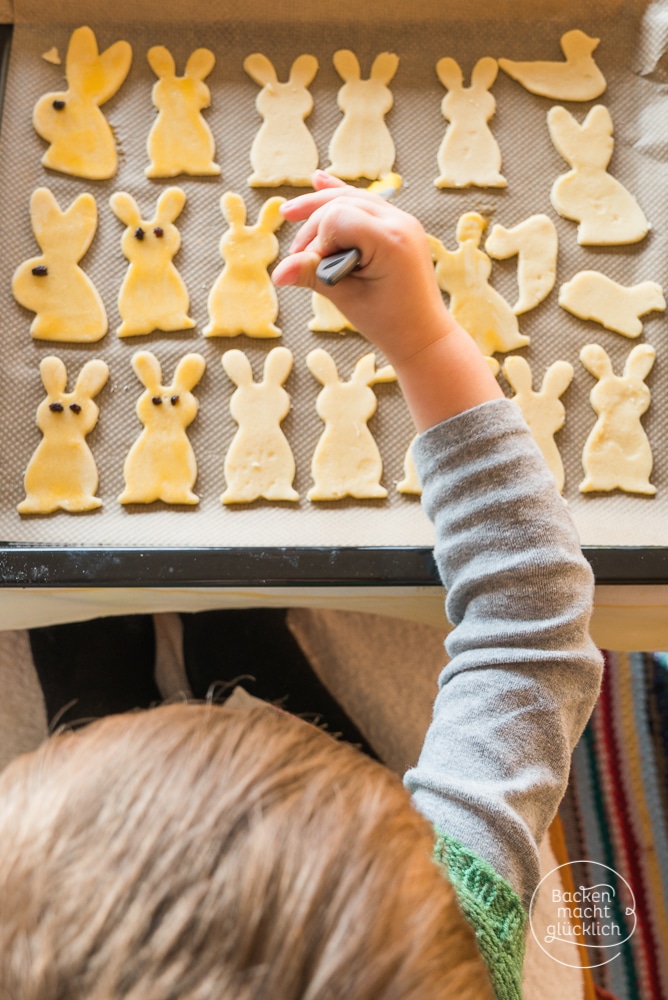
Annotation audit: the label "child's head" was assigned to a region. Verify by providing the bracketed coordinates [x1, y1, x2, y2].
[0, 702, 492, 999]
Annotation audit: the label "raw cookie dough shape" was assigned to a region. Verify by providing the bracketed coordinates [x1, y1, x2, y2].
[397, 357, 499, 496]
[485, 215, 558, 315]
[18, 355, 109, 515]
[309, 293, 357, 333]
[579, 342, 656, 495]
[307, 349, 396, 501]
[498, 29, 606, 101]
[559, 271, 665, 338]
[12, 187, 107, 342]
[327, 50, 399, 181]
[146, 46, 220, 178]
[221, 347, 299, 504]
[548, 105, 649, 246]
[244, 53, 319, 187]
[33, 25, 132, 180]
[205, 192, 286, 338]
[503, 356, 573, 493]
[434, 56, 506, 189]
[119, 351, 206, 506]
[428, 213, 530, 356]
[110, 187, 195, 338]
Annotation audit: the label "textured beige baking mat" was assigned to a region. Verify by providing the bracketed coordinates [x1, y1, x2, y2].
[0, 0, 666, 548]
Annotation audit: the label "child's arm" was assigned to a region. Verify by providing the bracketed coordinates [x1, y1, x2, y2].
[275, 175, 603, 911]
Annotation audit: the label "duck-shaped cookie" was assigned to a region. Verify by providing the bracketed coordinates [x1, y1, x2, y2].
[498, 29, 606, 102]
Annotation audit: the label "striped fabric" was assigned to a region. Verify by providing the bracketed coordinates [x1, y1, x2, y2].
[559, 652, 668, 1000]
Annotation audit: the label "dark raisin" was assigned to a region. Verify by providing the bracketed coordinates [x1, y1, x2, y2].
[52, 99, 65, 111]
[69, 403, 82, 414]
[134, 227, 145, 241]
[32, 265, 48, 277]
[152, 396, 162, 405]
[171, 395, 179, 405]
[153, 227, 164, 238]
[49, 402, 64, 412]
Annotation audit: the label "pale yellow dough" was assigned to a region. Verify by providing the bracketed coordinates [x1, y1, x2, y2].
[146, 46, 220, 178]
[499, 30, 606, 101]
[110, 187, 195, 338]
[12, 187, 107, 342]
[559, 271, 665, 338]
[307, 350, 396, 501]
[548, 105, 649, 246]
[327, 50, 398, 181]
[41, 48, 61, 65]
[485, 215, 558, 315]
[309, 293, 357, 333]
[244, 53, 319, 186]
[205, 192, 286, 338]
[221, 347, 299, 504]
[434, 57, 506, 189]
[503, 356, 573, 493]
[428, 213, 530, 356]
[580, 343, 656, 495]
[18, 356, 109, 515]
[119, 351, 206, 506]
[33, 25, 132, 180]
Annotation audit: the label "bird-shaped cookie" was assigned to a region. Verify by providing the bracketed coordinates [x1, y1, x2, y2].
[498, 30, 606, 102]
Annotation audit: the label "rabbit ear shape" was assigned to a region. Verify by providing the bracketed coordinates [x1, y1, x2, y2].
[582, 104, 613, 142]
[48, 192, 97, 261]
[257, 196, 286, 234]
[222, 350, 254, 387]
[289, 54, 318, 89]
[426, 233, 446, 262]
[155, 187, 186, 225]
[547, 106, 584, 165]
[221, 192, 246, 229]
[29, 188, 64, 251]
[185, 48, 215, 82]
[503, 355, 533, 395]
[132, 351, 163, 392]
[333, 50, 360, 82]
[456, 212, 487, 246]
[580, 343, 613, 381]
[471, 56, 498, 91]
[148, 45, 176, 79]
[173, 353, 206, 393]
[244, 53, 277, 87]
[436, 57, 463, 91]
[39, 355, 68, 397]
[307, 348, 339, 386]
[541, 360, 574, 399]
[352, 353, 378, 384]
[110, 191, 142, 229]
[624, 343, 656, 383]
[74, 359, 110, 399]
[263, 346, 293, 386]
[371, 52, 399, 85]
[67, 27, 132, 106]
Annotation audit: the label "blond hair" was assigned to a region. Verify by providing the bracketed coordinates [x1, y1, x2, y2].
[0, 703, 492, 999]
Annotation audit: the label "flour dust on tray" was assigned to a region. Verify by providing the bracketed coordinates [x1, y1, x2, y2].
[18, 356, 109, 515]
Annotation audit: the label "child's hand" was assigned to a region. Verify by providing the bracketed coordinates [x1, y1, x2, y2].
[274, 171, 503, 432]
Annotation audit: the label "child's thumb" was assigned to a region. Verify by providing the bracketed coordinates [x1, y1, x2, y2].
[272, 250, 321, 289]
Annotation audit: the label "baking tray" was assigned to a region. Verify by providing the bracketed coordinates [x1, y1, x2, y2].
[0, 18, 666, 589]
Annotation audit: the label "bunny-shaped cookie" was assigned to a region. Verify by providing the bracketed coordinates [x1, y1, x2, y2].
[221, 347, 298, 504]
[244, 53, 319, 187]
[18, 355, 109, 514]
[110, 187, 195, 337]
[579, 343, 656, 495]
[428, 212, 529, 356]
[327, 51, 399, 181]
[503, 356, 574, 493]
[434, 57, 506, 189]
[485, 214, 558, 314]
[33, 25, 132, 180]
[119, 351, 206, 506]
[307, 349, 396, 501]
[205, 192, 286, 338]
[548, 105, 649, 245]
[146, 46, 220, 178]
[12, 188, 107, 342]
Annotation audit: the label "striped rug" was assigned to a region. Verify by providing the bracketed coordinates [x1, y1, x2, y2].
[559, 651, 668, 1000]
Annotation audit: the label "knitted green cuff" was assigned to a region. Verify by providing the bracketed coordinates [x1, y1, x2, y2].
[433, 829, 527, 1000]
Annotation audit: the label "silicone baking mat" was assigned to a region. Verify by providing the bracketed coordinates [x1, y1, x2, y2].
[0, 0, 666, 549]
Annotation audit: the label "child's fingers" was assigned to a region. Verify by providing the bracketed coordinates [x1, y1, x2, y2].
[272, 250, 321, 289]
[287, 198, 387, 257]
